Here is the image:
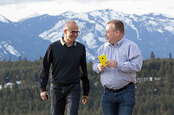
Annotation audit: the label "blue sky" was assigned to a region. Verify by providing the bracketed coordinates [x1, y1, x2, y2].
[0, 0, 174, 22]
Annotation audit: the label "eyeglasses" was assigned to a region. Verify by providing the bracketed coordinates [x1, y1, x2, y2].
[67, 30, 80, 34]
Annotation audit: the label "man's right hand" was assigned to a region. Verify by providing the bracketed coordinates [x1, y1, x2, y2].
[40, 91, 48, 101]
[97, 63, 106, 71]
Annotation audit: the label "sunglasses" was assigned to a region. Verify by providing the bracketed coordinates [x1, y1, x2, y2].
[67, 30, 80, 34]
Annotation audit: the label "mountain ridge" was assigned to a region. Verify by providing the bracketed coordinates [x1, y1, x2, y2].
[0, 9, 174, 61]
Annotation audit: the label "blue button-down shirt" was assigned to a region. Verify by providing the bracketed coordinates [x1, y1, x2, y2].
[93, 37, 143, 90]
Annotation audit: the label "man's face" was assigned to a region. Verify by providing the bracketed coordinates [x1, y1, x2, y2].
[65, 23, 79, 42]
[105, 24, 117, 44]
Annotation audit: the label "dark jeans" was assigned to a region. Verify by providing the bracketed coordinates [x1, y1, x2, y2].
[102, 83, 135, 115]
[50, 83, 81, 115]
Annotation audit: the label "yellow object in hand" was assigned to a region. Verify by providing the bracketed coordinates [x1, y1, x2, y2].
[98, 54, 107, 67]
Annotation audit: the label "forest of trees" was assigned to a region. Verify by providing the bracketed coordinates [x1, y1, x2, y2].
[0, 54, 174, 115]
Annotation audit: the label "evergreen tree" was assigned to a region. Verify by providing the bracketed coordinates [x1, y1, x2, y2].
[150, 51, 155, 59]
[169, 53, 172, 59]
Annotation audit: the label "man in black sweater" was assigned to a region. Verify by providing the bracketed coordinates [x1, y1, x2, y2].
[39, 20, 90, 115]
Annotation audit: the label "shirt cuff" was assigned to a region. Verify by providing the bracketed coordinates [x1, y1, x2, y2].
[117, 62, 123, 69]
[40, 89, 46, 93]
[96, 66, 101, 73]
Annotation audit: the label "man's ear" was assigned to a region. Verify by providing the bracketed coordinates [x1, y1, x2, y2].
[115, 30, 120, 36]
[64, 29, 67, 34]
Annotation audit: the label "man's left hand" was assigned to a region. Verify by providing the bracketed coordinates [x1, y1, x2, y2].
[82, 96, 88, 104]
[106, 60, 117, 68]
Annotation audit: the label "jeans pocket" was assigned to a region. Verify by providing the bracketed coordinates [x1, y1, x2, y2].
[104, 89, 111, 95]
[50, 83, 57, 90]
[123, 88, 136, 105]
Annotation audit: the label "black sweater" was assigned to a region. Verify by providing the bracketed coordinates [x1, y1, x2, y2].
[39, 40, 90, 96]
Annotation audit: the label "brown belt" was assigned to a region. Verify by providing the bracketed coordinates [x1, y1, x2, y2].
[105, 82, 134, 92]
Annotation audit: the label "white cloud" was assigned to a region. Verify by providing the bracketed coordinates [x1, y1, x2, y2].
[0, 0, 54, 5]
[0, 0, 174, 22]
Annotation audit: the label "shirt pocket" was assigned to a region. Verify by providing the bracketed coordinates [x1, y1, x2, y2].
[116, 54, 128, 63]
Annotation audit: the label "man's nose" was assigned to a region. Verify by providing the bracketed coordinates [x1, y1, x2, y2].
[73, 33, 78, 37]
[104, 33, 107, 37]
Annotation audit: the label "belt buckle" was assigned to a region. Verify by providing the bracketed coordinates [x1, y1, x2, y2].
[111, 88, 118, 92]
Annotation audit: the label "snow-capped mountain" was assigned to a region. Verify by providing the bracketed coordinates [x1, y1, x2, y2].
[0, 15, 9, 23]
[0, 9, 174, 61]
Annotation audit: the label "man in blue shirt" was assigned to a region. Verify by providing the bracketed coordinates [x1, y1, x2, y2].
[93, 19, 143, 115]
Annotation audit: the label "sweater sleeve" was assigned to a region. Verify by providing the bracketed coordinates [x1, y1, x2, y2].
[39, 44, 53, 92]
[80, 46, 90, 96]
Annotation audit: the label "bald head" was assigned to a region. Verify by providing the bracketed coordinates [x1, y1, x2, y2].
[64, 20, 78, 30]
[63, 20, 79, 44]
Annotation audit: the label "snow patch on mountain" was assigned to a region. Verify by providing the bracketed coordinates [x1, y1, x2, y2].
[1, 42, 20, 57]
[86, 49, 95, 61]
[163, 20, 174, 34]
[61, 11, 76, 17]
[89, 10, 109, 25]
[89, 10, 102, 17]
[4, 44, 20, 57]
[78, 22, 87, 30]
[98, 37, 106, 43]
[129, 14, 138, 22]
[165, 26, 174, 34]
[147, 20, 164, 33]
[39, 20, 66, 42]
[95, 23, 104, 32]
[140, 14, 174, 35]
[124, 18, 140, 40]
[73, 13, 89, 21]
[82, 33, 98, 49]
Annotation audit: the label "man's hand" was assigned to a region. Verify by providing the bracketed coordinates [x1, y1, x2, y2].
[97, 63, 106, 71]
[40, 91, 48, 101]
[82, 96, 88, 105]
[106, 60, 117, 68]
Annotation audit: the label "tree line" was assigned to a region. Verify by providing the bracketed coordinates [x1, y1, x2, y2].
[0, 55, 174, 115]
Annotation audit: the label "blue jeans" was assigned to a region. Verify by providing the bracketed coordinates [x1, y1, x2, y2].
[102, 84, 135, 115]
[50, 83, 81, 115]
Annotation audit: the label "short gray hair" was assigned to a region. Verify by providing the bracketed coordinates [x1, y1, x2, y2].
[107, 19, 125, 34]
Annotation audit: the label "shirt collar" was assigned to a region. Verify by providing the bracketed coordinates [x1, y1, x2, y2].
[117, 37, 125, 46]
[60, 37, 77, 46]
